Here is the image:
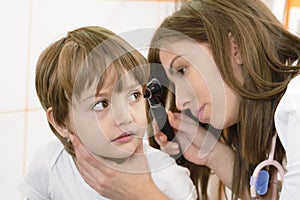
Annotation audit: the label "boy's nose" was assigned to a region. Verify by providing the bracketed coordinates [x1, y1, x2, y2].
[112, 102, 133, 127]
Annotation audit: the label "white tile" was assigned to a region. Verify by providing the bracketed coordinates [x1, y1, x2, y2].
[0, 0, 30, 112]
[0, 112, 25, 199]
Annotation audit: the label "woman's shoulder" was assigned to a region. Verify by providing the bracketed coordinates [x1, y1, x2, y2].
[278, 74, 300, 110]
[275, 74, 300, 149]
[276, 74, 300, 110]
[286, 74, 300, 94]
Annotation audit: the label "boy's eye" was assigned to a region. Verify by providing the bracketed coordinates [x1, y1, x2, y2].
[128, 91, 142, 102]
[93, 100, 109, 111]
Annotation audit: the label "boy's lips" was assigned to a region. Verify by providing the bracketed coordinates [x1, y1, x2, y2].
[111, 131, 136, 143]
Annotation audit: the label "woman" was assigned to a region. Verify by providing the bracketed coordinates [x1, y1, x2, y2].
[70, 0, 300, 199]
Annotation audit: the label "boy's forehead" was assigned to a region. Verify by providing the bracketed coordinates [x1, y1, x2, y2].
[79, 66, 139, 100]
[103, 68, 140, 91]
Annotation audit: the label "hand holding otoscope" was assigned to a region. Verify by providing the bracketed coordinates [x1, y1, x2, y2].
[144, 78, 183, 164]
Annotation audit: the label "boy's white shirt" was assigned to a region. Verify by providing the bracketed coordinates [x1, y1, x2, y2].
[275, 73, 300, 200]
[19, 140, 197, 200]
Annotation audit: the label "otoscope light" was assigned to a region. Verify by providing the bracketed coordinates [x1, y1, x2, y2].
[144, 78, 162, 105]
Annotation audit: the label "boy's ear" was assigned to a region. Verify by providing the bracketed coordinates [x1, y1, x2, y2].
[47, 107, 69, 138]
[229, 33, 243, 66]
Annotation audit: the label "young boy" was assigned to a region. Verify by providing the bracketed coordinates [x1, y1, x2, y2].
[19, 26, 197, 200]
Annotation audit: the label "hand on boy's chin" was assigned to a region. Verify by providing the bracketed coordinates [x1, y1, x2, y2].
[71, 135, 149, 173]
[95, 142, 146, 167]
[95, 150, 134, 164]
[111, 142, 150, 173]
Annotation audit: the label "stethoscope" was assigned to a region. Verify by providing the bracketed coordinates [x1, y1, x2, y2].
[250, 132, 285, 199]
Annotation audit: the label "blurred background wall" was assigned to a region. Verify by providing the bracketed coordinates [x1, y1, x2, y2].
[0, 0, 299, 199]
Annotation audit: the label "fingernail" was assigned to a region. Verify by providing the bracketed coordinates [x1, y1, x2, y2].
[159, 136, 165, 142]
[170, 142, 179, 149]
[69, 134, 74, 142]
[167, 111, 173, 120]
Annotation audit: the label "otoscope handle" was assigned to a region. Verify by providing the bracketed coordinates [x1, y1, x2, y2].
[149, 103, 175, 141]
[144, 78, 183, 164]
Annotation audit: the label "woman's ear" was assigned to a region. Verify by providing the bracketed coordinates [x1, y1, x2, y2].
[229, 33, 243, 65]
[47, 107, 70, 138]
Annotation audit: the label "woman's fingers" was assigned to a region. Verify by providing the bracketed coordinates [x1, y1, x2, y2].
[162, 142, 180, 155]
[167, 111, 219, 165]
[69, 134, 110, 192]
[168, 111, 199, 138]
[154, 132, 180, 155]
[70, 134, 117, 174]
[69, 135, 160, 200]
[155, 133, 180, 155]
[154, 132, 168, 146]
[168, 111, 201, 144]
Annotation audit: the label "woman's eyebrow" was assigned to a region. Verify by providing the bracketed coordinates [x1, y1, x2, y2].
[168, 54, 185, 74]
[169, 54, 182, 68]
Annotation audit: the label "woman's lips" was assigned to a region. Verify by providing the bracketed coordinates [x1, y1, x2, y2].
[111, 132, 135, 143]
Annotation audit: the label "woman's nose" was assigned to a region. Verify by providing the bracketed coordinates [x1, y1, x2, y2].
[175, 86, 190, 111]
[175, 96, 190, 111]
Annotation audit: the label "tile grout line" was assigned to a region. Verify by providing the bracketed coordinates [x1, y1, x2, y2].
[0, 107, 42, 115]
[21, 0, 33, 187]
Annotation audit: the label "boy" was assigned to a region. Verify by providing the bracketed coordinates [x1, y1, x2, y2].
[19, 26, 197, 200]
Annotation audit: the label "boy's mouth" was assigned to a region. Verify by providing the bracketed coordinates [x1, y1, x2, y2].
[111, 131, 136, 143]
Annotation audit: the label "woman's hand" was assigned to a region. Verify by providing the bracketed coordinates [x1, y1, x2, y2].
[69, 134, 168, 200]
[155, 111, 235, 189]
[155, 111, 217, 166]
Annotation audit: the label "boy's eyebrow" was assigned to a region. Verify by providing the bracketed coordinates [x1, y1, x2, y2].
[81, 93, 101, 103]
[126, 83, 142, 90]
[81, 91, 109, 103]
[80, 83, 142, 102]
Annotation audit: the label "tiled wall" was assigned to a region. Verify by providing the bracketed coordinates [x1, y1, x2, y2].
[1, 0, 298, 199]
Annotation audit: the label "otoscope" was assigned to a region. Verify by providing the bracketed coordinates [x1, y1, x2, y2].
[144, 78, 175, 140]
[144, 78, 183, 163]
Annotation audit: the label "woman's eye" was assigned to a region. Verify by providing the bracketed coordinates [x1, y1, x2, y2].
[128, 91, 142, 102]
[93, 100, 109, 111]
[177, 67, 187, 75]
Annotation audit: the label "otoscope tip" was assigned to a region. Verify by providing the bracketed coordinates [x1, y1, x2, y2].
[144, 88, 151, 98]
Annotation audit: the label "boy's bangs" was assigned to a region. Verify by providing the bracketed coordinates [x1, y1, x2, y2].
[72, 52, 107, 100]
[94, 51, 149, 94]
